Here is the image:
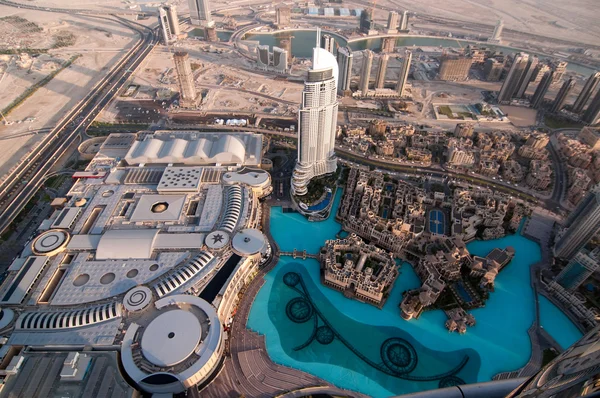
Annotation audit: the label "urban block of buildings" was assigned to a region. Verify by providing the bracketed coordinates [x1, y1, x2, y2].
[320, 234, 398, 308]
[336, 168, 526, 331]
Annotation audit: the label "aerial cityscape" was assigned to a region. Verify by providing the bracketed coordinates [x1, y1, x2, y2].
[0, 0, 599, 397]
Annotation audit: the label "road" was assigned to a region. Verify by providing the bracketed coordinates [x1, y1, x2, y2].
[0, 4, 158, 234]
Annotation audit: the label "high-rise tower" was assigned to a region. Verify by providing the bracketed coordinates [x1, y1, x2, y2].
[497, 53, 529, 103]
[397, 49, 412, 97]
[399, 11, 409, 31]
[515, 56, 538, 98]
[321, 34, 335, 54]
[276, 7, 291, 27]
[158, 5, 180, 44]
[272, 47, 288, 73]
[360, 8, 376, 35]
[188, 0, 213, 27]
[550, 77, 575, 114]
[376, 54, 389, 89]
[531, 70, 554, 109]
[256, 45, 270, 70]
[359, 50, 373, 95]
[336, 47, 353, 95]
[582, 89, 600, 125]
[386, 11, 399, 34]
[173, 52, 197, 106]
[573, 71, 600, 114]
[554, 185, 600, 259]
[488, 20, 503, 42]
[291, 47, 339, 196]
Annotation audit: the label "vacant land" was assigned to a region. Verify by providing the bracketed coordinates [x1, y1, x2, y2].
[0, 5, 140, 177]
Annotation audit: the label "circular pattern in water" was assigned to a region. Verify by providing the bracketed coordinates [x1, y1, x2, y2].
[381, 338, 418, 375]
[316, 326, 334, 345]
[286, 297, 313, 323]
[438, 375, 466, 388]
[283, 272, 300, 287]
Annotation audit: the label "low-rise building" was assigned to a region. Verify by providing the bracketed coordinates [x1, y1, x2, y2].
[526, 160, 553, 190]
[406, 147, 432, 163]
[567, 168, 592, 205]
[320, 234, 398, 307]
[502, 160, 525, 182]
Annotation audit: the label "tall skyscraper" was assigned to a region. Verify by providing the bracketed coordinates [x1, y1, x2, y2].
[173, 52, 197, 106]
[321, 34, 335, 54]
[484, 58, 504, 82]
[337, 47, 353, 95]
[497, 53, 529, 103]
[551, 60, 568, 83]
[386, 11, 399, 34]
[276, 7, 291, 27]
[396, 50, 412, 97]
[550, 77, 575, 114]
[359, 49, 373, 95]
[360, 8, 376, 35]
[399, 11, 409, 31]
[554, 250, 600, 291]
[188, 0, 212, 27]
[256, 44, 270, 70]
[488, 20, 503, 42]
[574, 71, 600, 114]
[554, 185, 600, 259]
[531, 63, 550, 83]
[291, 47, 339, 196]
[272, 47, 288, 73]
[515, 55, 538, 98]
[582, 88, 600, 125]
[375, 54, 389, 89]
[531, 70, 554, 109]
[158, 5, 180, 45]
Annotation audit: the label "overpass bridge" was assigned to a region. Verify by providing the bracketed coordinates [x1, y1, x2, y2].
[279, 249, 319, 260]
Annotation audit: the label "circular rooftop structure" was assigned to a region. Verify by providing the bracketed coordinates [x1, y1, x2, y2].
[123, 286, 152, 312]
[232, 228, 267, 256]
[31, 229, 70, 256]
[121, 295, 224, 394]
[141, 310, 202, 367]
[205, 230, 230, 250]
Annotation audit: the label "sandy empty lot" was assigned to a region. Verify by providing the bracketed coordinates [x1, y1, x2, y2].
[0, 5, 139, 177]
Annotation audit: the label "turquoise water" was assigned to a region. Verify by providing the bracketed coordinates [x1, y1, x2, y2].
[538, 295, 583, 350]
[247, 189, 582, 397]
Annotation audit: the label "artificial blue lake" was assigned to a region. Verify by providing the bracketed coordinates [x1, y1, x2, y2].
[247, 189, 583, 397]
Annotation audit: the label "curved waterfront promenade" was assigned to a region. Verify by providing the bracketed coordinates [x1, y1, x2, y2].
[201, 204, 367, 398]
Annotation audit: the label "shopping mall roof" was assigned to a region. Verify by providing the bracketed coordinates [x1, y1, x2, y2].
[124, 132, 262, 166]
[96, 229, 159, 260]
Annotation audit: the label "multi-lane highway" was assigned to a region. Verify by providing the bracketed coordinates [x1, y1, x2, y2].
[0, 4, 158, 234]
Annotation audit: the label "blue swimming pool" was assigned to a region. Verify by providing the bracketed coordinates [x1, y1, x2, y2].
[247, 189, 583, 397]
[455, 282, 474, 304]
[429, 209, 445, 235]
[307, 191, 333, 211]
